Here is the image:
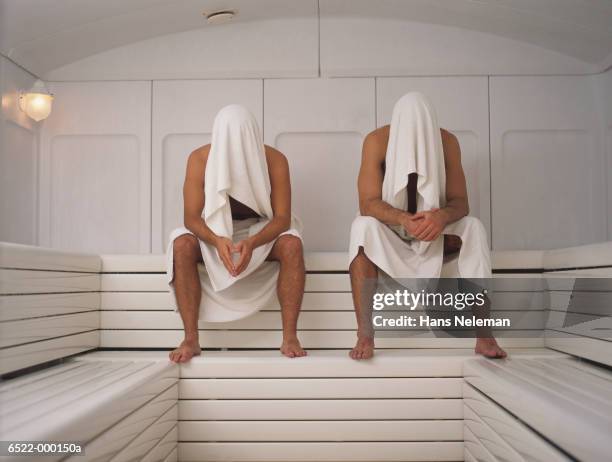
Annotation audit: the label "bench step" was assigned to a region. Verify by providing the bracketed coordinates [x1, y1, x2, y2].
[0, 358, 178, 461]
[464, 357, 612, 461]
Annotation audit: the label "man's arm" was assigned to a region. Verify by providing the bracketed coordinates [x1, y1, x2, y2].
[358, 131, 419, 234]
[234, 147, 292, 274]
[438, 130, 469, 223]
[183, 148, 236, 274]
[359, 131, 404, 225]
[250, 147, 292, 247]
[412, 130, 469, 241]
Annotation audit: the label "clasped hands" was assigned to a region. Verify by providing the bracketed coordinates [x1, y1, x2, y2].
[399, 208, 447, 242]
[214, 236, 253, 277]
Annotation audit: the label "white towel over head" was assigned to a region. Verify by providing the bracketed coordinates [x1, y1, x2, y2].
[204, 104, 273, 238]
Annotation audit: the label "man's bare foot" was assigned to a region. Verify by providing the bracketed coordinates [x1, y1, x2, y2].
[280, 337, 307, 358]
[475, 338, 507, 359]
[169, 338, 202, 363]
[350, 337, 375, 360]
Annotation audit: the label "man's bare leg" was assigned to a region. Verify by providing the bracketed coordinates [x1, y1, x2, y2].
[169, 234, 203, 363]
[473, 294, 507, 358]
[267, 235, 307, 358]
[445, 235, 506, 359]
[349, 247, 377, 360]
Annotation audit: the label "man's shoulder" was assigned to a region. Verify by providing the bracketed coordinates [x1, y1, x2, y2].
[365, 125, 390, 143]
[440, 128, 458, 146]
[363, 126, 389, 160]
[264, 145, 288, 166]
[189, 144, 211, 162]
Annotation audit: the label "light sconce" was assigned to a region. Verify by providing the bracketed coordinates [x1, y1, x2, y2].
[19, 80, 54, 122]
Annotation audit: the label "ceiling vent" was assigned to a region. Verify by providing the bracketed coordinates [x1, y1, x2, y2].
[205, 10, 236, 25]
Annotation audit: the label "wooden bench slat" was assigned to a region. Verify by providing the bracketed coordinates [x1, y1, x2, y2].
[100, 273, 351, 292]
[0, 292, 100, 321]
[463, 404, 524, 462]
[99, 291, 550, 311]
[142, 425, 178, 462]
[0, 311, 99, 348]
[100, 329, 545, 350]
[463, 383, 569, 462]
[110, 404, 178, 462]
[179, 377, 463, 399]
[0, 242, 101, 272]
[101, 292, 354, 310]
[0, 269, 100, 294]
[178, 420, 463, 442]
[100, 273, 548, 293]
[179, 399, 463, 420]
[100, 310, 548, 330]
[178, 441, 464, 461]
[464, 357, 612, 461]
[64, 383, 178, 462]
[0, 330, 99, 375]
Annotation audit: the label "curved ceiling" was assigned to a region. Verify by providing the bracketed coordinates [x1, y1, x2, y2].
[1, 0, 611, 77]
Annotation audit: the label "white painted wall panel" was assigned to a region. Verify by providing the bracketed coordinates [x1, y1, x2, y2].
[39, 81, 151, 253]
[151, 80, 263, 252]
[592, 68, 612, 240]
[0, 56, 39, 245]
[490, 76, 606, 250]
[377, 77, 491, 241]
[264, 78, 375, 251]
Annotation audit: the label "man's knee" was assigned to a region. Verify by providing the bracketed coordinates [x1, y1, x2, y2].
[350, 247, 374, 272]
[173, 234, 200, 262]
[275, 235, 304, 263]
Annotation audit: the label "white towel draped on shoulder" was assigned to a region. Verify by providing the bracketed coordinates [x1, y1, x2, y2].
[348, 92, 491, 279]
[166, 105, 302, 322]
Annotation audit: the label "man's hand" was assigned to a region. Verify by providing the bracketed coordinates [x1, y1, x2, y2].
[215, 236, 236, 276]
[411, 208, 447, 241]
[399, 212, 423, 238]
[234, 238, 254, 276]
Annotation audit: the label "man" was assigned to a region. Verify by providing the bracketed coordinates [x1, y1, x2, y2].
[166, 105, 306, 362]
[348, 92, 507, 360]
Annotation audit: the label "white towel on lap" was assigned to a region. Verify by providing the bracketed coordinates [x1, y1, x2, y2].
[166, 105, 301, 322]
[348, 92, 491, 279]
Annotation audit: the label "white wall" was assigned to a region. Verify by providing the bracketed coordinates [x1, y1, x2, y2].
[490, 76, 607, 250]
[592, 68, 612, 241]
[39, 81, 151, 254]
[264, 78, 375, 251]
[0, 56, 39, 245]
[32, 72, 610, 254]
